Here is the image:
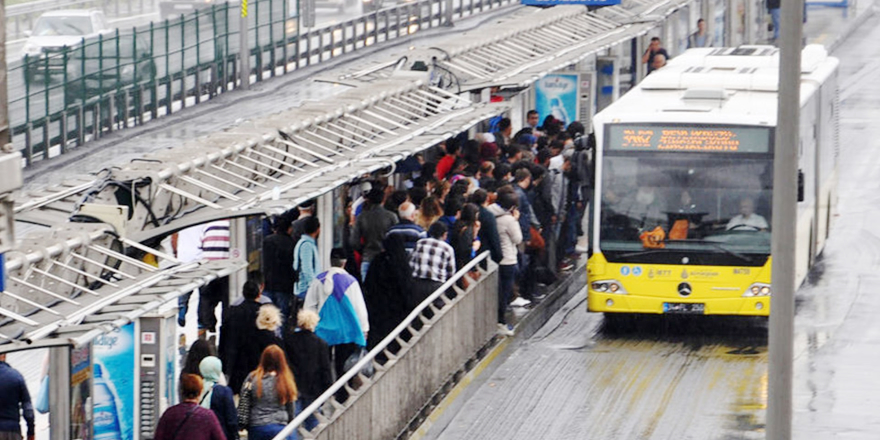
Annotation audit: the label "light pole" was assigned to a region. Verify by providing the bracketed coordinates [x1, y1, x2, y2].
[767, 0, 804, 439]
[240, 0, 250, 90]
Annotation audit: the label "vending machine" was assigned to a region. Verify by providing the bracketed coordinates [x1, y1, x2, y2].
[135, 311, 179, 440]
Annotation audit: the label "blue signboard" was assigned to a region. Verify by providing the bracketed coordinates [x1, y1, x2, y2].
[534, 73, 579, 129]
[522, 0, 620, 5]
[93, 323, 135, 440]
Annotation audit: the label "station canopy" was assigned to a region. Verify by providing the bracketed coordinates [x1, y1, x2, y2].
[321, 0, 693, 91]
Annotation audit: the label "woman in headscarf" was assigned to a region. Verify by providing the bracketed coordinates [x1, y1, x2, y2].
[199, 357, 238, 439]
[362, 233, 413, 350]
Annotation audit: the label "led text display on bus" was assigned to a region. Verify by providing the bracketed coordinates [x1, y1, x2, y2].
[606, 125, 771, 154]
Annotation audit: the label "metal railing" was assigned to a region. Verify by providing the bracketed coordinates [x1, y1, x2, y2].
[7, 0, 159, 40]
[275, 251, 499, 440]
[9, 0, 517, 166]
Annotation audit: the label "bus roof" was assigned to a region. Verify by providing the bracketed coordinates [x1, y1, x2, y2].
[593, 45, 839, 128]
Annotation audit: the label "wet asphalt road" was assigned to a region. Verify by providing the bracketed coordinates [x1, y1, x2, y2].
[427, 6, 880, 440]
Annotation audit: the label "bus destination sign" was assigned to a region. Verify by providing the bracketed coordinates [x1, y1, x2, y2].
[607, 125, 771, 154]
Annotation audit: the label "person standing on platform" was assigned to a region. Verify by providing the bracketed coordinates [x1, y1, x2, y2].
[385, 201, 427, 254]
[642, 37, 670, 74]
[223, 280, 265, 394]
[304, 248, 370, 379]
[688, 18, 710, 48]
[262, 213, 296, 322]
[240, 346, 298, 440]
[408, 222, 457, 309]
[293, 216, 322, 316]
[198, 357, 237, 440]
[282, 310, 332, 434]
[0, 353, 34, 440]
[154, 374, 225, 440]
[767, 0, 781, 41]
[198, 220, 231, 339]
[351, 186, 398, 281]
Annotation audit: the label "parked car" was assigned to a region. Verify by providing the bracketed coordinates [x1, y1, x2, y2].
[21, 10, 112, 86]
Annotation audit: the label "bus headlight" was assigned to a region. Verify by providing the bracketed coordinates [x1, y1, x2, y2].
[743, 283, 771, 297]
[591, 280, 627, 294]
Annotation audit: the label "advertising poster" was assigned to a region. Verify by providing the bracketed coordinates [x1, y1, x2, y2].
[93, 323, 135, 440]
[71, 344, 93, 440]
[534, 74, 579, 129]
[164, 316, 178, 410]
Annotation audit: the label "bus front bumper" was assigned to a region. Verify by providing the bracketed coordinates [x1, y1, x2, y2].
[588, 291, 770, 316]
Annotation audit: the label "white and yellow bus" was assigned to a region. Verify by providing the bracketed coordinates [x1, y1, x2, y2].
[587, 45, 839, 317]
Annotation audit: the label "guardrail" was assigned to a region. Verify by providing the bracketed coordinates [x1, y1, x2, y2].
[9, 0, 517, 166]
[274, 252, 498, 440]
[7, 0, 159, 40]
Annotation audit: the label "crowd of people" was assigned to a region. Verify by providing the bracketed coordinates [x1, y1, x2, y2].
[149, 109, 596, 439]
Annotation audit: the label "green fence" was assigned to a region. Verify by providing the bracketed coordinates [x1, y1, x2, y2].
[9, 0, 293, 164]
[9, 0, 516, 165]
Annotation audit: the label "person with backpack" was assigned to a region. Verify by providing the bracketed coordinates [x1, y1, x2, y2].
[293, 216, 322, 317]
[303, 248, 369, 380]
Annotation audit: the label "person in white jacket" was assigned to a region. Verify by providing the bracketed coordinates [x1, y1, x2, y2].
[487, 188, 523, 335]
[304, 248, 369, 379]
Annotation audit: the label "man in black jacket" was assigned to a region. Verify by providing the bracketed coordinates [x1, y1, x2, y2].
[282, 309, 332, 432]
[469, 189, 503, 264]
[0, 353, 34, 440]
[262, 213, 295, 321]
[221, 280, 264, 394]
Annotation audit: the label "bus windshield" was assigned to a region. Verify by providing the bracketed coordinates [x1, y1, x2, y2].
[599, 153, 773, 266]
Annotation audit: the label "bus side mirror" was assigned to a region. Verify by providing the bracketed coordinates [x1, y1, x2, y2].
[797, 170, 805, 202]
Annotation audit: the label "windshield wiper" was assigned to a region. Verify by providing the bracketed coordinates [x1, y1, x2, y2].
[667, 239, 754, 263]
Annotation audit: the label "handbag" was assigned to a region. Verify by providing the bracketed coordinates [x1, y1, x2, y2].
[236, 379, 253, 428]
[526, 226, 545, 252]
[343, 347, 375, 378]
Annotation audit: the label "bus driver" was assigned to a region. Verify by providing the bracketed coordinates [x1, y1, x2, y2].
[726, 197, 769, 231]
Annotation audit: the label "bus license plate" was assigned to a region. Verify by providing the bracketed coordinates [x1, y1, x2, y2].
[663, 303, 705, 314]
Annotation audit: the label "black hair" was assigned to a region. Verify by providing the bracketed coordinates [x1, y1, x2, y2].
[274, 214, 293, 234]
[459, 203, 480, 224]
[408, 186, 428, 207]
[468, 188, 488, 206]
[536, 148, 552, 165]
[303, 215, 321, 235]
[428, 221, 448, 239]
[366, 187, 385, 205]
[527, 109, 539, 118]
[651, 36, 661, 42]
[498, 118, 512, 131]
[567, 121, 585, 138]
[493, 162, 512, 181]
[497, 189, 519, 210]
[385, 190, 408, 213]
[463, 139, 481, 165]
[444, 196, 464, 217]
[514, 167, 532, 183]
[182, 339, 216, 376]
[243, 280, 261, 300]
[446, 138, 461, 155]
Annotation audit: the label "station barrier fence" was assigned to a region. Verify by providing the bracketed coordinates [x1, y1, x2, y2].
[8, 0, 517, 166]
[275, 251, 499, 440]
